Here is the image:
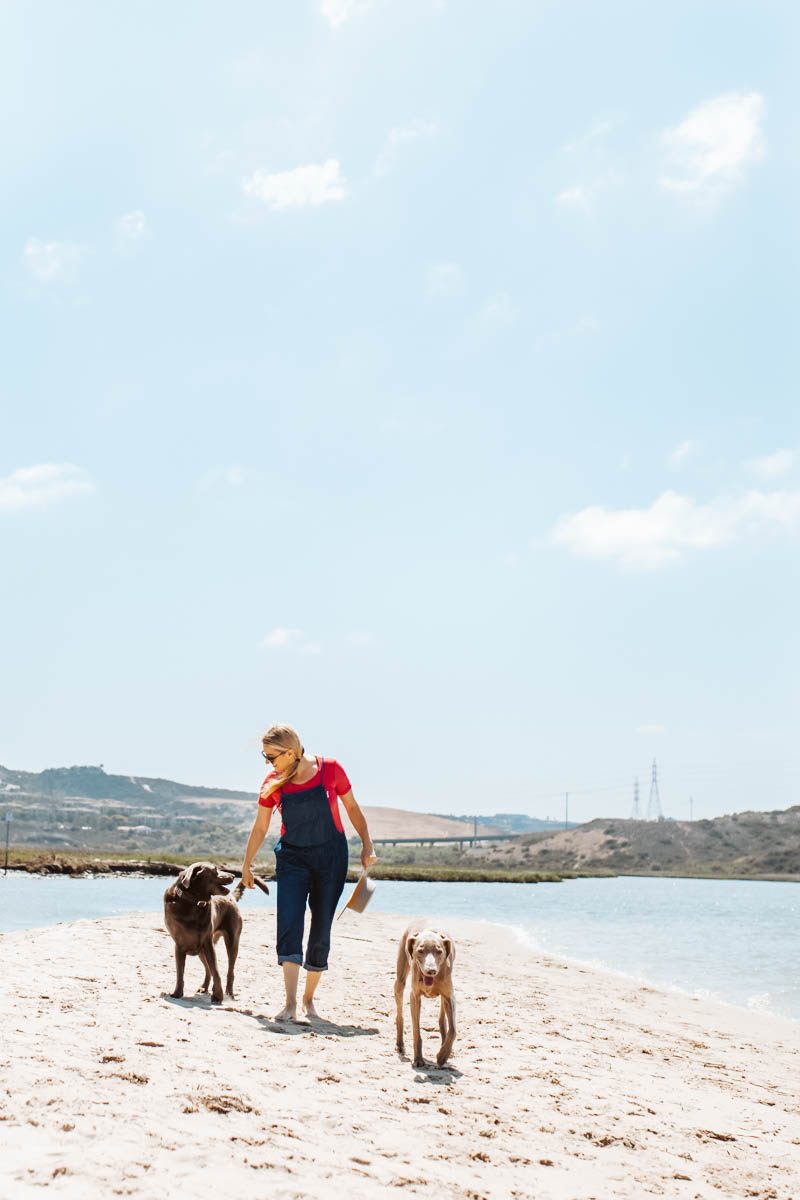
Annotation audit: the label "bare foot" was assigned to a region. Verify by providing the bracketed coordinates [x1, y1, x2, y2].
[302, 996, 320, 1020]
[274, 1004, 297, 1022]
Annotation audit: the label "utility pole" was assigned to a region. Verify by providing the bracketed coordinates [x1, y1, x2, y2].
[3, 812, 10, 875]
[646, 759, 663, 821]
[565, 792, 569, 830]
[631, 778, 641, 820]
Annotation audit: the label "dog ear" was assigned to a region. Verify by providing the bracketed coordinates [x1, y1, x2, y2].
[441, 936, 453, 961]
[405, 935, 417, 962]
[179, 863, 201, 889]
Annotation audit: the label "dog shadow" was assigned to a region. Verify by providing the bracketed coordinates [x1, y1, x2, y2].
[161, 992, 224, 1009]
[412, 1063, 463, 1083]
[396, 1050, 463, 1083]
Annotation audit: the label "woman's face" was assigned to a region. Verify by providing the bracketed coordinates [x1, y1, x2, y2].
[262, 745, 295, 772]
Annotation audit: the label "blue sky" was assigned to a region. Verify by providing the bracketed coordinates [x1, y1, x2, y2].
[2, 0, 798, 822]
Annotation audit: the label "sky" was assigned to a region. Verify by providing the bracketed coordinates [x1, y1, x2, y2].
[2, 0, 798, 823]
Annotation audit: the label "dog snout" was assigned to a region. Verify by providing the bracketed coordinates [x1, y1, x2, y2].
[422, 954, 439, 975]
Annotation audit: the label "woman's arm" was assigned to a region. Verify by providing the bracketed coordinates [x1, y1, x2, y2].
[242, 805, 273, 887]
[340, 790, 377, 871]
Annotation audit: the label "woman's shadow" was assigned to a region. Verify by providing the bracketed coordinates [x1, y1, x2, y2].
[240, 1007, 379, 1038]
[161, 993, 378, 1037]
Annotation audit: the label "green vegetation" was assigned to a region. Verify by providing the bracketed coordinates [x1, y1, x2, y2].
[346, 864, 570, 883]
[4, 848, 578, 883]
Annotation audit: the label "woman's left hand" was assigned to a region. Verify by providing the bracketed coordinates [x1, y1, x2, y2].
[361, 844, 377, 870]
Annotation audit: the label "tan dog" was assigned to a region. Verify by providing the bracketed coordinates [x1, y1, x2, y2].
[395, 920, 456, 1068]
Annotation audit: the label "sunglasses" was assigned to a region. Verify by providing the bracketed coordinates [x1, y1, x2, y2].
[262, 749, 290, 765]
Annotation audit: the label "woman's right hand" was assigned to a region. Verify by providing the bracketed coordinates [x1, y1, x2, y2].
[241, 863, 254, 889]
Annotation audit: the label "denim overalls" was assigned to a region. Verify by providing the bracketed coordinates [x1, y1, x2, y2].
[273, 757, 349, 971]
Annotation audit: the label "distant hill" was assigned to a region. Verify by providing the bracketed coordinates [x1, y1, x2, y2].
[0, 763, 252, 804]
[479, 808, 800, 877]
[435, 812, 576, 834]
[0, 763, 503, 846]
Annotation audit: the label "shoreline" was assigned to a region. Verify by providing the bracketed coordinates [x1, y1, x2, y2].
[1, 909, 799, 1198]
[4, 877, 799, 1026]
[4, 852, 800, 884]
[1, 853, 569, 883]
[3, 889, 799, 1028]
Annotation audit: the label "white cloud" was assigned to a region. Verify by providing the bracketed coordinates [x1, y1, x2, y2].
[261, 628, 302, 649]
[347, 631, 376, 647]
[199, 465, 254, 489]
[555, 172, 622, 215]
[261, 628, 322, 654]
[660, 91, 765, 200]
[426, 262, 463, 297]
[320, 0, 372, 27]
[551, 488, 800, 569]
[117, 211, 149, 238]
[0, 464, 94, 511]
[534, 314, 600, 352]
[23, 238, 83, 281]
[242, 160, 347, 209]
[556, 185, 591, 212]
[477, 292, 517, 332]
[746, 449, 794, 479]
[638, 724, 665, 735]
[457, 292, 518, 354]
[561, 117, 615, 156]
[375, 120, 438, 176]
[667, 439, 699, 468]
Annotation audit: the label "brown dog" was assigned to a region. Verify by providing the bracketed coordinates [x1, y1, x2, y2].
[163, 862, 268, 1003]
[395, 920, 456, 1068]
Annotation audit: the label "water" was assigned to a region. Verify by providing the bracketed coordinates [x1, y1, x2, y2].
[1, 873, 798, 1021]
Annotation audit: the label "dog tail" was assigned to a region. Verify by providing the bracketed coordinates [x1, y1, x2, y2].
[233, 875, 270, 901]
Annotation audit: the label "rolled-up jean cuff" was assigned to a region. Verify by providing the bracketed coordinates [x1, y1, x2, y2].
[303, 960, 328, 972]
[277, 953, 303, 966]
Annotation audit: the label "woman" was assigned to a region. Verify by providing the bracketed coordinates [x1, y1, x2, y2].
[241, 723, 376, 1021]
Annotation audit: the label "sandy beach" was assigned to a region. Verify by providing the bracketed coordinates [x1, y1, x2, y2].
[1, 906, 798, 1199]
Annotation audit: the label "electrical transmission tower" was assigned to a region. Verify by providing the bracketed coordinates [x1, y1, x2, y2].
[646, 759, 663, 821]
[631, 777, 641, 820]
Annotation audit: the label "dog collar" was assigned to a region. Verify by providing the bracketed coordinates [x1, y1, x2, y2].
[174, 881, 203, 905]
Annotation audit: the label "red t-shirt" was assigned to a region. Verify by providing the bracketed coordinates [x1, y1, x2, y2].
[258, 757, 351, 837]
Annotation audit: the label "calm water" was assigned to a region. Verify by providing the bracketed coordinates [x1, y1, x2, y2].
[1, 873, 798, 1021]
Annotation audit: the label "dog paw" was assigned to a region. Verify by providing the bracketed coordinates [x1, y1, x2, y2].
[211, 995, 223, 1005]
[436, 1052, 450, 1067]
[413, 1057, 426, 1069]
[170, 990, 184, 999]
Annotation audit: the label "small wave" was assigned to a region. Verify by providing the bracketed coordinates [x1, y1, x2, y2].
[479, 918, 799, 1022]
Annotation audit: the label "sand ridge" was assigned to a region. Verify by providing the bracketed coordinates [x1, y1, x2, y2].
[1, 908, 799, 1198]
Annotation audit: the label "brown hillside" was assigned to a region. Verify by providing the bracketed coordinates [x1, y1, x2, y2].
[478, 806, 800, 877]
[184, 799, 500, 841]
[341, 807, 499, 841]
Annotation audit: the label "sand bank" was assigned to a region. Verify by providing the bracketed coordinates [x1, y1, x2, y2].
[1, 908, 798, 1199]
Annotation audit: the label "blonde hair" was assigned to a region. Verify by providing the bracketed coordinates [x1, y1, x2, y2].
[260, 723, 305, 801]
